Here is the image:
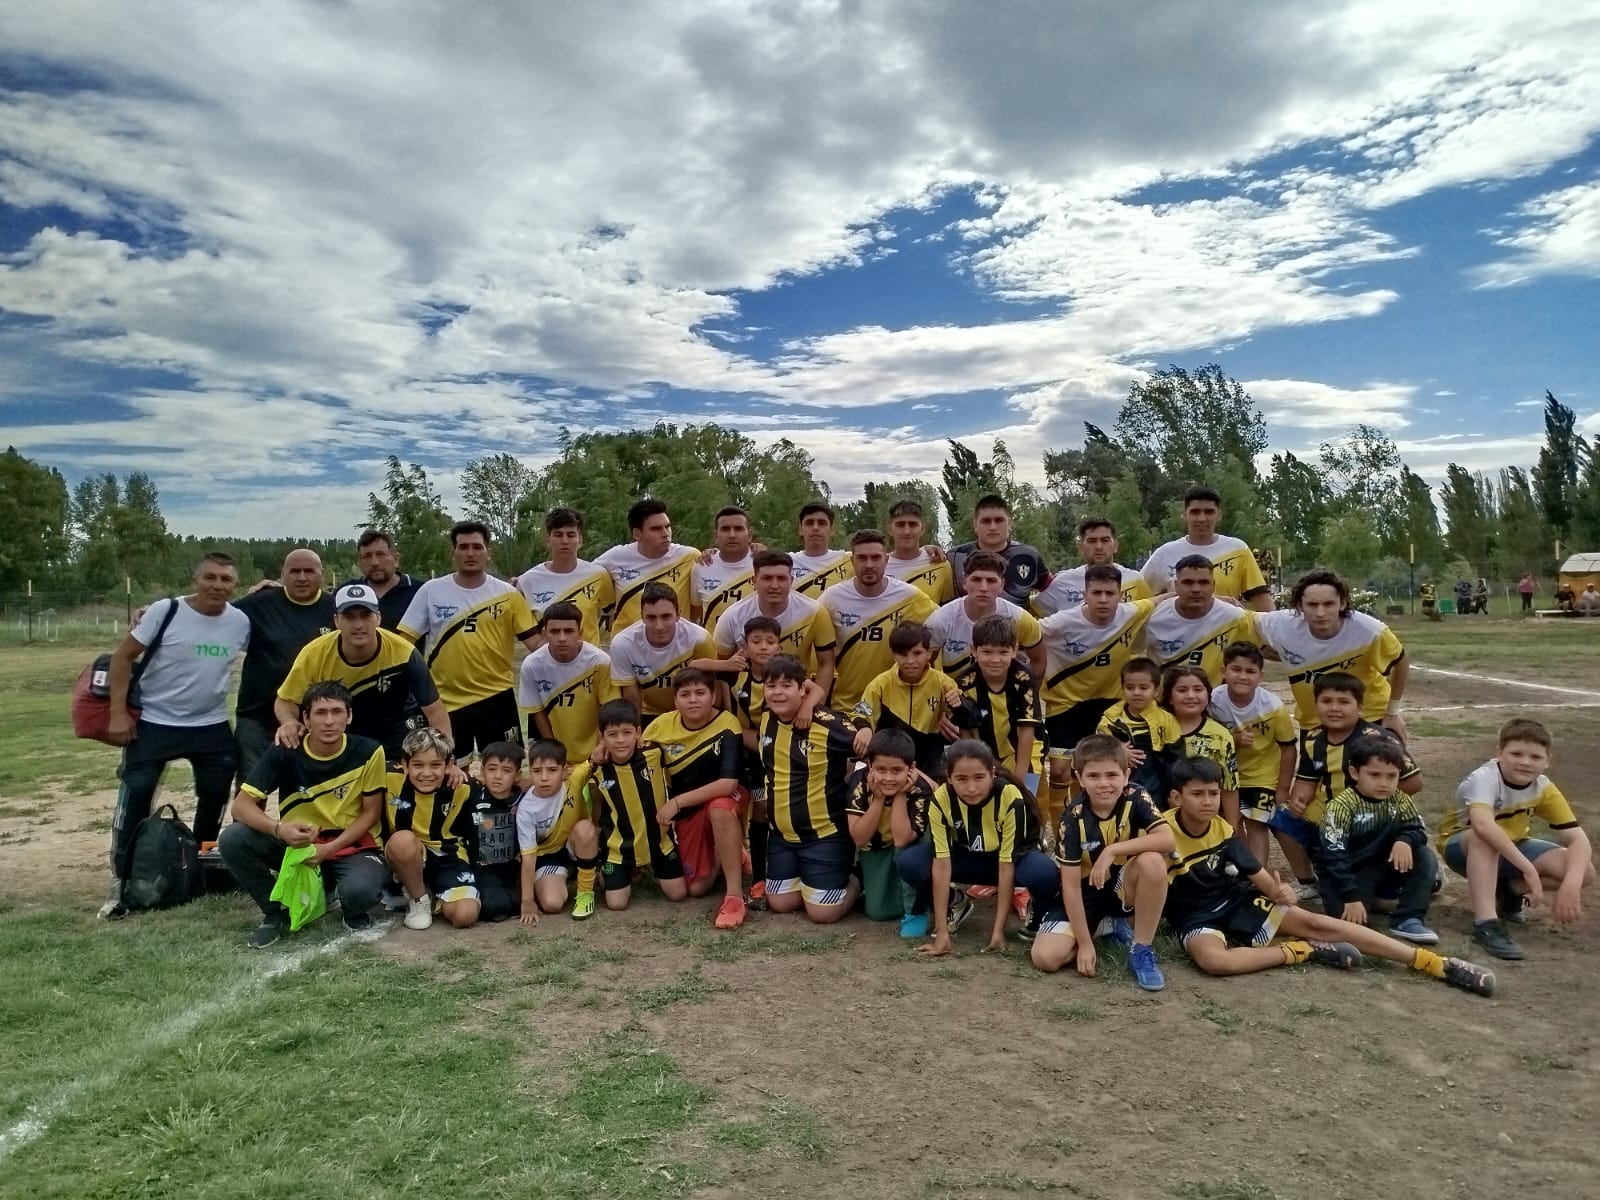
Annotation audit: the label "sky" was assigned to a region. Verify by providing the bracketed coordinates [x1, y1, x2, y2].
[2, 1, 1599, 539]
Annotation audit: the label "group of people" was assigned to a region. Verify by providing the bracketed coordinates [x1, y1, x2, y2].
[97, 486, 1593, 1001]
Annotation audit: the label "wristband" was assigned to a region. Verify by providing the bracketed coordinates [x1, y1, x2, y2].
[273, 819, 282, 839]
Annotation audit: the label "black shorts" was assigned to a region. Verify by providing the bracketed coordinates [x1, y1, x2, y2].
[447, 690, 522, 757]
[1175, 889, 1286, 948]
[473, 862, 520, 921]
[765, 832, 856, 905]
[600, 842, 684, 891]
[1238, 787, 1277, 821]
[1046, 700, 1117, 759]
[423, 855, 480, 905]
[1036, 873, 1130, 937]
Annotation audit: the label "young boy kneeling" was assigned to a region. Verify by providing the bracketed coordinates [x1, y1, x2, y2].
[1440, 718, 1595, 961]
[1160, 757, 1494, 996]
[384, 728, 481, 931]
[515, 739, 602, 922]
[846, 729, 932, 938]
[1031, 735, 1173, 991]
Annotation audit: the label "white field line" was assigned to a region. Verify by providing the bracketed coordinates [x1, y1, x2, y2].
[0, 920, 391, 1162]
[1410, 702, 1600, 713]
[1408, 664, 1600, 701]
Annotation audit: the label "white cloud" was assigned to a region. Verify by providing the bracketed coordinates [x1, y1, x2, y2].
[1242, 379, 1417, 431]
[1471, 180, 1600, 288]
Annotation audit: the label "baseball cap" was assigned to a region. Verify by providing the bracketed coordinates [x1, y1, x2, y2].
[335, 583, 381, 614]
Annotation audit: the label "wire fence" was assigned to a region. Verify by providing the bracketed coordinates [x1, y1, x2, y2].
[0, 593, 140, 645]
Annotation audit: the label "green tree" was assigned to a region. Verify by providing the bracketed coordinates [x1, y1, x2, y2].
[1490, 467, 1546, 580]
[938, 440, 999, 535]
[1101, 470, 1154, 562]
[461, 453, 541, 568]
[1396, 467, 1445, 571]
[1571, 442, 1600, 551]
[0, 448, 70, 592]
[1043, 423, 1167, 549]
[115, 471, 172, 587]
[364, 457, 454, 577]
[1318, 508, 1383, 586]
[1114, 364, 1268, 488]
[835, 480, 942, 540]
[1440, 463, 1494, 575]
[1318, 424, 1405, 550]
[1264, 450, 1328, 566]
[1532, 390, 1582, 545]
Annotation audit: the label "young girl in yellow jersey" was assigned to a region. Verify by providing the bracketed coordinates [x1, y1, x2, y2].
[1162, 665, 1239, 828]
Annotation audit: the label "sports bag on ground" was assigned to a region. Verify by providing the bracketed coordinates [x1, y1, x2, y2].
[124, 804, 205, 910]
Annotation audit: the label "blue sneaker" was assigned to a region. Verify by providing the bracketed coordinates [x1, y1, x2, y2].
[899, 911, 931, 939]
[1099, 916, 1134, 947]
[1128, 943, 1165, 991]
[1389, 916, 1440, 945]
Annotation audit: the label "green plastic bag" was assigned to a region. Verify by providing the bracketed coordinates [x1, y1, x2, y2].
[269, 845, 327, 931]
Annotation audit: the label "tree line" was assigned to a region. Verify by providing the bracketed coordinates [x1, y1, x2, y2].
[6, 365, 1598, 597]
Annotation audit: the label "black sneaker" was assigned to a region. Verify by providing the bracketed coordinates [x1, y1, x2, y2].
[342, 910, 374, 933]
[1442, 957, 1497, 997]
[247, 919, 288, 950]
[1495, 881, 1527, 924]
[947, 890, 974, 934]
[1306, 940, 1363, 969]
[1471, 919, 1524, 960]
[1014, 901, 1041, 943]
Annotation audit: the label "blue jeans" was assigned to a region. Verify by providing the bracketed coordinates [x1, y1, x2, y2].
[895, 842, 1060, 911]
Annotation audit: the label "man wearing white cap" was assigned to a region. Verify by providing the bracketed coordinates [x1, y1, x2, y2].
[274, 583, 451, 760]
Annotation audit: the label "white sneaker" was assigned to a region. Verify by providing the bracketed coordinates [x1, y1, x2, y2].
[404, 895, 434, 930]
[1292, 879, 1321, 904]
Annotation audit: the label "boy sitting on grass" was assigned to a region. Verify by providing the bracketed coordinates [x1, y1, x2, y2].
[571, 699, 689, 912]
[846, 729, 933, 937]
[1440, 718, 1595, 961]
[515, 738, 601, 922]
[953, 613, 1045, 792]
[852, 621, 972, 778]
[1318, 735, 1439, 945]
[1159, 757, 1494, 996]
[384, 728, 481, 931]
[1097, 656, 1182, 799]
[1030, 735, 1172, 991]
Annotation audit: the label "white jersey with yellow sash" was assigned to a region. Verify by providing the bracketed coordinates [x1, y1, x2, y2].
[595, 542, 700, 631]
[1252, 609, 1405, 727]
[398, 575, 536, 709]
[926, 596, 1043, 676]
[1143, 597, 1257, 686]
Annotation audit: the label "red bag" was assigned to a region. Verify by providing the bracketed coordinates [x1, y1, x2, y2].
[72, 598, 178, 745]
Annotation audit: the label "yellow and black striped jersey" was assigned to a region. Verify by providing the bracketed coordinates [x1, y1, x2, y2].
[382, 772, 474, 862]
[398, 576, 536, 709]
[760, 708, 858, 842]
[1208, 687, 1295, 791]
[1252, 610, 1406, 727]
[926, 596, 1043, 677]
[517, 641, 618, 763]
[595, 542, 701, 631]
[277, 628, 438, 750]
[1144, 598, 1258, 686]
[821, 579, 940, 711]
[571, 748, 675, 866]
[1439, 759, 1579, 847]
[608, 621, 717, 717]
[729, 668, 766, 732]
[1032, 564, 1151, 615]
[239, 735, 386, 845]
[1157, 809, 1265, 928]
[643, 710, 743, 797]
[1055, 785, 1164, 875]
[712, 593, 837, 676]
[791, 549, 854, 598]
[1097, 700, 1184, 758]
[1175, 716, 1239, 792]
[885, 552, 955, 605]
[954, 662, 1044, 776]
[1296, 720, 1418, 824]
[928, 779, 1038, 862]
[1142, 535, 1269, 603]
[1038, 599, 1156, 716]
[844, 767, 931, 852]
[516, 559, 615, 645]
[853, 664, 966, 777]
[691, 554, 755, 628]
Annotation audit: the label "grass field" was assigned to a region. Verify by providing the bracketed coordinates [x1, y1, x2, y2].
[2, 617, 1597, 1199]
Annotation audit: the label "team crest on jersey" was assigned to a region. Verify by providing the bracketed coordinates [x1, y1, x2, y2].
[1216, 560, 1235, 576]
[1015, 564, 1032, 581]
[947, 638, 969, 656]
[666, 742, 686, 758]
[925, 696, 940, 712]
[797, 740, 811, 759]
[433, 604, 459, 620]
[531, 589, 556, 605]
[332, 784, 349, 800]
[835, 611, 862, 628]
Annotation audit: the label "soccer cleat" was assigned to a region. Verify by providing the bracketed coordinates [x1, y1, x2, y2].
[96, 881, 128, 921]
[1306, 939, 1363, 969]
[714, 895, 748, 930]
[1128, 943, 1165, 991]
[947, 891, 975, 934]
[966, 884, 998, 900]
[571, 890, 596, 920]
[1471, 919, 1524, 960]
[247, 918, 287, 949]
[404, 895, 434, 930]
[1442, 956, 1497, 997]
[1388, 917, 1439, 945]
[1011, 887, 1031, 922]
[747, 880, 768, 911]
[899, 911, 931, 939]
[1495, 881, 1527, 924]
[341, 910, 374, 933]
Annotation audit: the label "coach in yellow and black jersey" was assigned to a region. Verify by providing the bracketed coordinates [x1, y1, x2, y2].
[822, 530, 938, 711]
[276, 584, 448, 759]
[220, 680, 387, 948]
[758, 655, 862, 921]
[398, 522, 538, 757]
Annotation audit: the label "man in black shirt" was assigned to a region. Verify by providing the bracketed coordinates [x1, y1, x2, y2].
[232, 549, 335, 782]
[340, 529, 424, 631]
[949, 493, 1052, 608]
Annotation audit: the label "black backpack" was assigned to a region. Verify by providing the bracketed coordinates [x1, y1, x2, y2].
[124, 804, 204, 910]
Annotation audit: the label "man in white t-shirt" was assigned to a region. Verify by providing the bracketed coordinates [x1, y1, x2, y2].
[1142, 485, 1273, 612]
[712, 551, 838, 691]
[595, 498, 700, 631]
[100, 551, 252, 919]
